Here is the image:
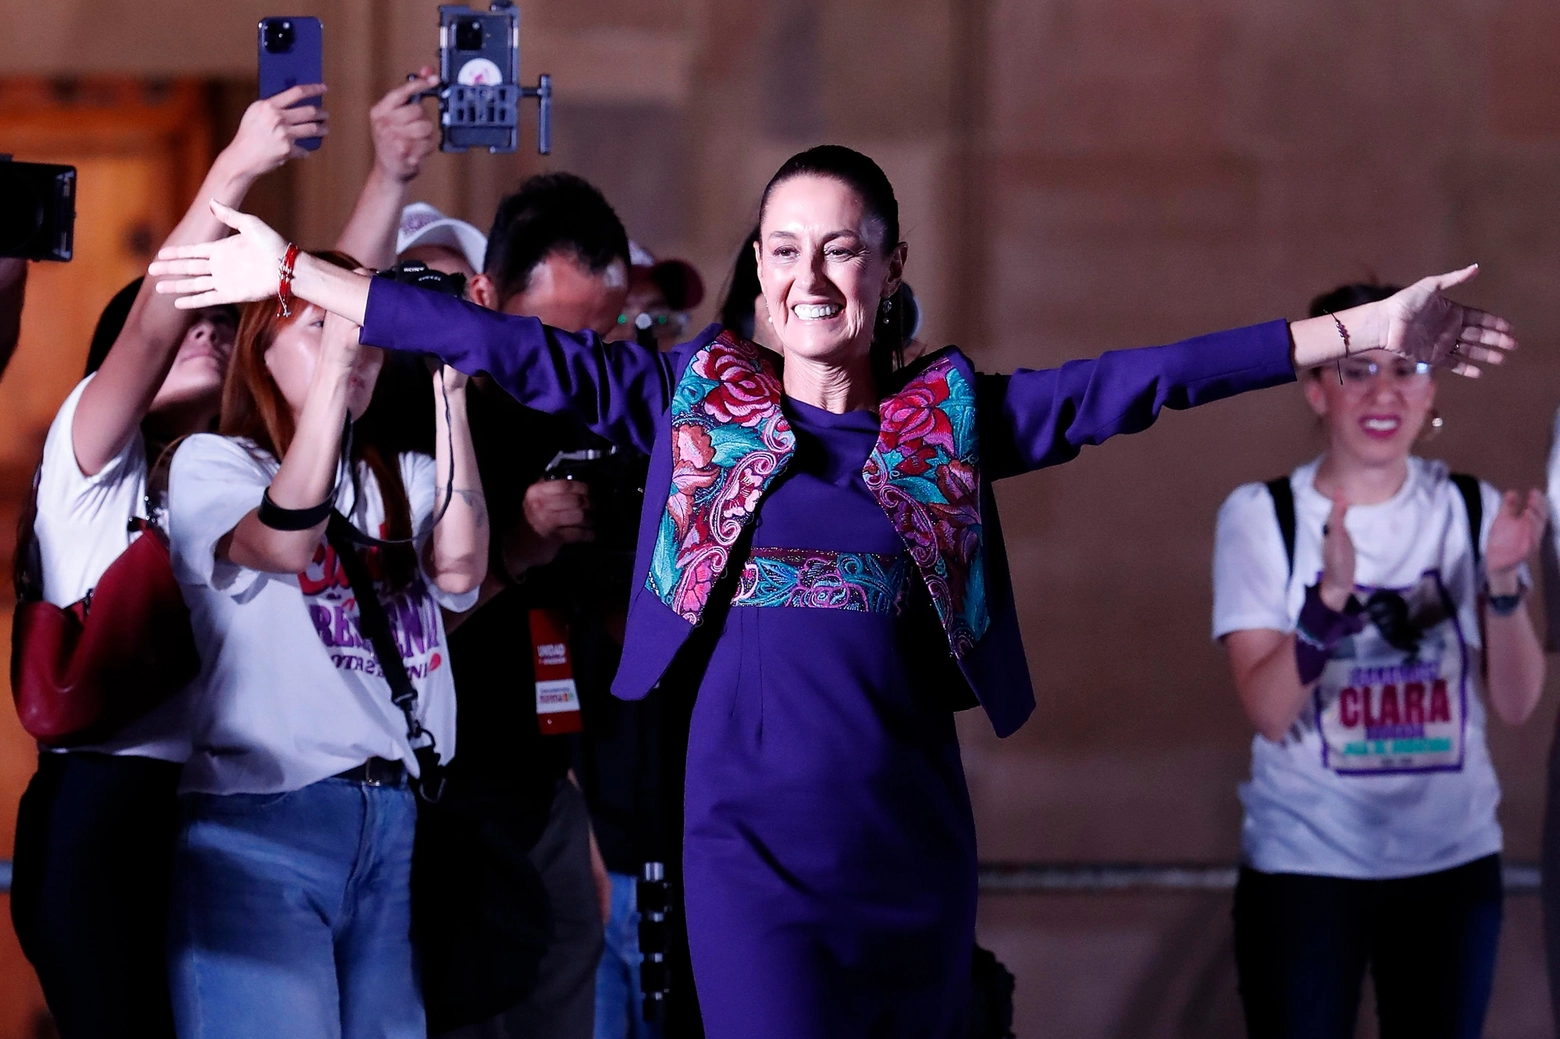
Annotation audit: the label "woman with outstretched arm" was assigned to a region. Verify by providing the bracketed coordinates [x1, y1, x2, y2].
[151, 145, 1515, 1038]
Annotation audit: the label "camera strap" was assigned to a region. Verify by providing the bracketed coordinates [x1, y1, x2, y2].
[529, 608, 583, 735]
[325, 512, 445, 802]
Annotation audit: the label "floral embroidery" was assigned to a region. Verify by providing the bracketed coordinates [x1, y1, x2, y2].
[646, 333, 794, 622]
[731, 548, 910, 614]
[863, 356, 988, 657]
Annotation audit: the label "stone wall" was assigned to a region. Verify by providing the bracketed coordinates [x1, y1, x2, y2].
[2, 0, 1559, 1034]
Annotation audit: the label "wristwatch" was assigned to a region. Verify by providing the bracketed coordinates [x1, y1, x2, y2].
[1486, 585, 1526, 617]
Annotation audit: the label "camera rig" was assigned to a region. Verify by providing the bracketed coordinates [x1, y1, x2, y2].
[431, 1, 552, 154]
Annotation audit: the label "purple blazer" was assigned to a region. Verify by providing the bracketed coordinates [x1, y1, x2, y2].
[361, 279, 1296, 737]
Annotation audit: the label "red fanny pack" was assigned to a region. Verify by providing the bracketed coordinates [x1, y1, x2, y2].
[11, 519, 200, 746]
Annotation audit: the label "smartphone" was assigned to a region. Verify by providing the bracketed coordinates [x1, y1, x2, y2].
[257, 16, 324, 151]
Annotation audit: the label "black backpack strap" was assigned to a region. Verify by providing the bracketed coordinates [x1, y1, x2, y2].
[1449, 473, 1483, 573]
[1264, 477, 1297, 579]
[325, 512, 445, 802]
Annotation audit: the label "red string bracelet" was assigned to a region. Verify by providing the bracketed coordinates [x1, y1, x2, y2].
[276, 243, 301, 318]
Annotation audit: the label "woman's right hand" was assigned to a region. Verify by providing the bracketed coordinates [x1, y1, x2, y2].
[1319, 498, 1356, 610]
[318, 310, 365, 383]
[150, 201, 287, 309]
[221, 85, 329, 179]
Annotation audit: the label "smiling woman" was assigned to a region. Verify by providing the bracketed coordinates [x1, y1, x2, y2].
[147, 145, 1518, 1038]
[1213, 281, 1547, 1039]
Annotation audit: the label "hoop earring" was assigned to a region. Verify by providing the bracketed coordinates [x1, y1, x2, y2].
[1419, 409, 1444, 442]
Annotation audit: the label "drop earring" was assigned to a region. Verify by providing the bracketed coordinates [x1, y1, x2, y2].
[1420, 409, 1444, 442]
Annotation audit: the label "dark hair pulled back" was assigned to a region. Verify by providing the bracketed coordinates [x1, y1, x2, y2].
[1307, 281, 1402, 319]
[758, 145, 906, 384]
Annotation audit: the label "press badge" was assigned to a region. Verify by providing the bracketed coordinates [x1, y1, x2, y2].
[1313, 570, 1469, 775]
[529, 608, 583, 735]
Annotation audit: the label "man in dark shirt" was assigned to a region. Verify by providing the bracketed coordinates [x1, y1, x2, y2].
[429, 174, 637, 1039]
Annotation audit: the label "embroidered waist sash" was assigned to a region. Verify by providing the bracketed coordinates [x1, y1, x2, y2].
[731, 548, 910, 614]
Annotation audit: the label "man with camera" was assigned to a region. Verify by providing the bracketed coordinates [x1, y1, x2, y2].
[341, 157, 643, 1038]
[439, 173, 640, 1039]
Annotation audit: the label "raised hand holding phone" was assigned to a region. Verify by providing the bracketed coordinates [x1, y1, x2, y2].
[225, 84, 329, 178]
[258, 16, 325, 151]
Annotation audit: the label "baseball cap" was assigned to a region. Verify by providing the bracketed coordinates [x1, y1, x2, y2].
[627, 240, 705, 311]
[396, 202, 488, 274]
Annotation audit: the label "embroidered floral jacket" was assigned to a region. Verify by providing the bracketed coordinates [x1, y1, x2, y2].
[362, 279, 1297, 737]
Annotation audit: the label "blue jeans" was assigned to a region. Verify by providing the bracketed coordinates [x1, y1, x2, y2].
[594, 871, 662, 1039]
[168, 776, 423, 1039]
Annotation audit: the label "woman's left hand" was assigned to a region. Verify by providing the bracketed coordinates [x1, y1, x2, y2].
[1382, 265, 1517, 378]
[1485, 488, 1549, 586]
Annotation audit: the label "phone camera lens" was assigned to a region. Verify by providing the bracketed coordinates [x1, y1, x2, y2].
[263, 20, 295, 53]
[455, 19, 485, 52]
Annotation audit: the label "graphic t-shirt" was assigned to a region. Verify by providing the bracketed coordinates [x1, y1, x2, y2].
[168, 434, 477, 795]
[32, 375, 192, 761]
[1212, 456, 1507, 879]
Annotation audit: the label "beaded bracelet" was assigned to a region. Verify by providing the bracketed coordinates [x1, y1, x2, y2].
[276, 242, 301, 319]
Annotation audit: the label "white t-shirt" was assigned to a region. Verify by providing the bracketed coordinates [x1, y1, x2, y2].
[1212, 456, 1507, 879]
[168, 434, 478, 795]
[32, 375, 192, 761]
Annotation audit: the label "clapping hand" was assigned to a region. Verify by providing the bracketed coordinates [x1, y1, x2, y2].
[1381, 265, 1516, 378]
[1485, 489, 1548, 593]
[1319, 498, 1356, 611]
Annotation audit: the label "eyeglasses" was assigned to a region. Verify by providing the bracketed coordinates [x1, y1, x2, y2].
[1336, 359, 1433, 386]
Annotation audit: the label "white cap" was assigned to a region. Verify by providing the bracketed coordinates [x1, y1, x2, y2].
[628, 239, 657, 268]
[396, 202, 488, 274]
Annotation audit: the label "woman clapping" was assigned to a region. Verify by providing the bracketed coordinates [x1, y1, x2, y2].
[1214, 283, 1546, 1039]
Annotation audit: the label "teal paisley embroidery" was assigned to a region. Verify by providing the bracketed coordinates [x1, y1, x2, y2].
[646, 333, 794, 623]
[731, 548, 911, 614]
[862, 356, 988, 657]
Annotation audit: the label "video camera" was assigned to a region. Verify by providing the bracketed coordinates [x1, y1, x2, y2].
[0, 156, 76, 261]
[434, 1, 552, 154]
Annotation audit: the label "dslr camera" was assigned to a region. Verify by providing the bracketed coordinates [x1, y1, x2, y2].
[436, 1, 552, 154]
[0, 155, 75, 261]
[542, 444, 648, 602]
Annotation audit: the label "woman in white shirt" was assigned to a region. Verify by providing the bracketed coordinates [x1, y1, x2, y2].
[1213, 282, 1547, 1039]
[8, 88, 326, 1039]
[164, 253, 486, 1039]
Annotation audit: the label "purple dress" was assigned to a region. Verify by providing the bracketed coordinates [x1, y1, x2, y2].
[357, 278, 1300, 1036]
[684, 398, 976, 1037]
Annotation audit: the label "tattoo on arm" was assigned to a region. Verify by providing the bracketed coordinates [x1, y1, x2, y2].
[446, 487, 488, 526]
